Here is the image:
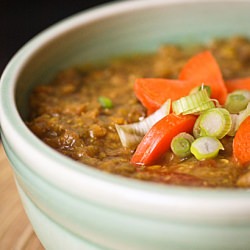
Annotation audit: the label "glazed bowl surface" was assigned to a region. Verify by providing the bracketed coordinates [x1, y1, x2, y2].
[1, 0, 250, 249]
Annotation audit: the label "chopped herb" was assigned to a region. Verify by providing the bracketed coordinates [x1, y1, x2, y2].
[191, 136, 224, 160]
[98, 96, 113, 109]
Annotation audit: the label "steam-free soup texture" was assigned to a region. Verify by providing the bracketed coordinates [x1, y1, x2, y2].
[27, 37, 250, 188]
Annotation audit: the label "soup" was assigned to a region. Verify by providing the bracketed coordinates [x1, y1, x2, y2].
[27, 36, 250, 188]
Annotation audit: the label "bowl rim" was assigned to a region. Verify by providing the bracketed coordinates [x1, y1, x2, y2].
[1, 0, 250, 220]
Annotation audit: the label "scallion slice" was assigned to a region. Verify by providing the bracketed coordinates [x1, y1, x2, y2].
[227, 103, 250, 136]
[172, 89, 214, 115]
[190, 136, 224, 160]
[98, 96, 113, 109]
[194, 108, 231, 139]
[182, 101, 215, 115]
[115, 99, 171, 148]
[193, 115, 202, 138]
[235, 102, 250, 132]
[224, 90, 250, 113]
[171, 132, 194, 157]
[227, 114, 238, 136]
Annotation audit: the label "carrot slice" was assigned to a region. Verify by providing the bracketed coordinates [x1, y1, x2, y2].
[225, 77, 250, 93]
[134, 51, 228, 112]
[233, 116, 250, 165]
[131, 113, 197, 166]
[134, 78, 189, 112]
[179, 51, 228, 104]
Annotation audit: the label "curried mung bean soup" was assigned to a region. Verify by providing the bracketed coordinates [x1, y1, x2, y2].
[27, 36, 250, 188]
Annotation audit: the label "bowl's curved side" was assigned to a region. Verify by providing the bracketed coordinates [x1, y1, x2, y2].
[4, 136, 250, 250]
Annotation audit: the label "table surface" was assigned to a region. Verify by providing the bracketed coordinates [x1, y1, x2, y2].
[0, 143, 44, 249]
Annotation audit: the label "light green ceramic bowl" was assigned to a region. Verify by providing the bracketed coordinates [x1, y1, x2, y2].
[1, 0, 250, 249]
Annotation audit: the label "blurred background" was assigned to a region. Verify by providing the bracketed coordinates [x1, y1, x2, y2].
[1, 0, 115, 74]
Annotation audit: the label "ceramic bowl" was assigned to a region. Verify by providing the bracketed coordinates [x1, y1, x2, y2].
[1, 0, 250, 249]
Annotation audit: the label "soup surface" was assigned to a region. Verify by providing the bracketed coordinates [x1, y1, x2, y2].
[27, 36, 250, 188]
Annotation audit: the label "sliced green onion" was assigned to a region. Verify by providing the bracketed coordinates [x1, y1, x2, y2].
[172, 89, 215, 115]
[190, 84, 211, 97]
[224, 91, 249, 113]
[182, 101, 215, 115]
[227, 114, 238, 136]
[227, 103, 250, 136]
[194, 108, 231, 139]
[171, 132, 194, 157]
[193, 115, 202, 138]
[190, 136, 224, 160]
[115, 99, 171, 148]
[98, 96, 113, 109]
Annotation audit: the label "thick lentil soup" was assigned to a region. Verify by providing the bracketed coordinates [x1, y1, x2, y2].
[27, 36, 250, 188]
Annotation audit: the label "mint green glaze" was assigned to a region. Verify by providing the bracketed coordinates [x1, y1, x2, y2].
[1, 1, 250, 249]
[4, 135, 250, 250]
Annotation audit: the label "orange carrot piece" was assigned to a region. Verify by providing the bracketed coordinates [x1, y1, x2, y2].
[179, 51, 228, 104]
[131, 113, 197, 166]
[233, 116, 250, 165]
[225, 77, 250, 93]
[134, 78, 189, 112]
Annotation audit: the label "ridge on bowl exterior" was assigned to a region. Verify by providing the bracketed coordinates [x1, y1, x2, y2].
[1, 0, 250, 249]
